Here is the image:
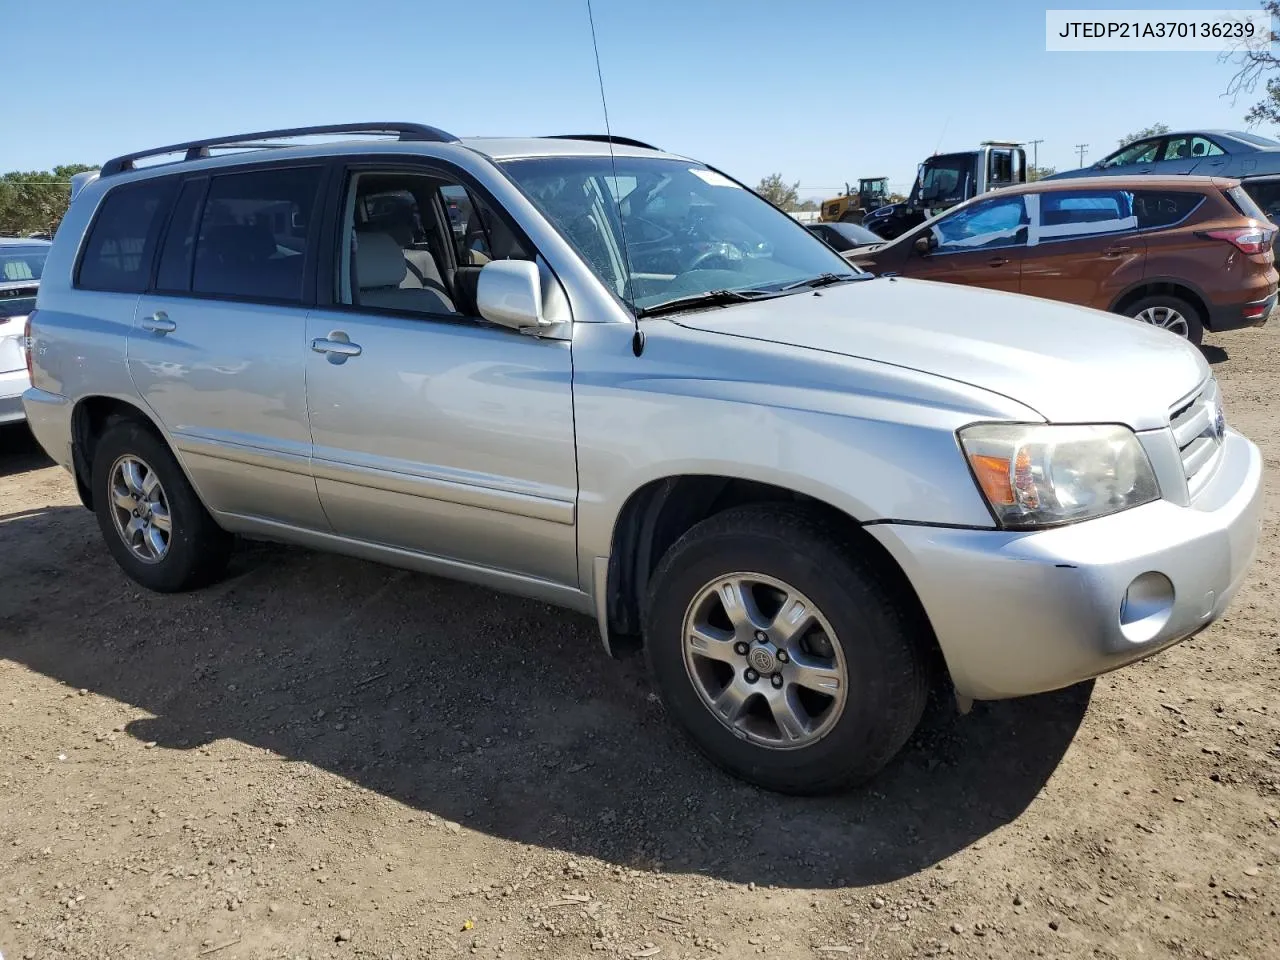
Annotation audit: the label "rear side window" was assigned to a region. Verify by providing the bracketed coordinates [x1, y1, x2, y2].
[1226, 184, 1270, 222]
[77, 179, 177, 292]
[155, 178, 208, 292]
[191, 166, 323, 303]
[1132, 191, 1206, 229]
[1038, 190, 1136, 241]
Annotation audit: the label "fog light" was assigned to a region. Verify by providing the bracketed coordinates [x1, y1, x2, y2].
[1119, 572, 1175, 644]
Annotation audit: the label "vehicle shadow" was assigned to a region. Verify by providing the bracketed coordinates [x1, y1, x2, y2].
[1200, 343, 1229, 365]
[0, 505, 1090, 889]
[0, 425, 53, 477]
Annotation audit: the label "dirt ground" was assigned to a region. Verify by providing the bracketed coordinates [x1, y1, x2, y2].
[1, 328, 1278, 960]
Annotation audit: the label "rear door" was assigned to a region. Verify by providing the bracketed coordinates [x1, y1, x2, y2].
[1020, 187, 1146, 310]
[1154, 135, 1226, 176]
[906, 193, 1030, 293]
[130, 163, 329, 530]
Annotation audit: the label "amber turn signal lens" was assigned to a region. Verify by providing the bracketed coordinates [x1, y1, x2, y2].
[969, 454, 1014, 505]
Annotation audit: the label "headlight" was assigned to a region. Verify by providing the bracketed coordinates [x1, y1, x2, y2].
[959, 423, 1159, 528]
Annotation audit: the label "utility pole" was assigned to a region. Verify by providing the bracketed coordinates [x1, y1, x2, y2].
[1028, 139, 1045, 174]
[1075, 143, 1089, 167]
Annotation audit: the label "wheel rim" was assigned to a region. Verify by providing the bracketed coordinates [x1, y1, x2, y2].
[1134, 305, 1191, 338]
[681, 573, 848, 751]
[108, 455, 172, 564]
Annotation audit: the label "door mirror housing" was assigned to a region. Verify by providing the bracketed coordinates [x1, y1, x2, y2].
[476, 260, 548, 331]
[913, 234, 935, 256]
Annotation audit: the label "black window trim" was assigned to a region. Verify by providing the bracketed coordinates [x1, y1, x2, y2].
[143, 158, 332, 309]
[73, 175, 180, 294]
[313, 155, 550, 330]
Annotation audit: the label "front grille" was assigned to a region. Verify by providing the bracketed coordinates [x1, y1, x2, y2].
[1169, 378, 1225, 498]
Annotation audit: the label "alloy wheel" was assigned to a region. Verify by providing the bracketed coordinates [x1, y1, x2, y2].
[108, 455, 172, 564]
[1134, 305, 1191, 338]
[681, 573, 848, 750]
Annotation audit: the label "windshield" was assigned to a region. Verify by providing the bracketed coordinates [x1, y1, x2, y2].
[0, 245, 48, 283]
[829, 222, 880, 245]
[1233, 131, 1280, 148]
[915, 154, 974, 206]
[499, 156, 860, 313]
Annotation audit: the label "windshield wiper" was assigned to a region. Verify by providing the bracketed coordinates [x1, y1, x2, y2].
[635, 288, 782, 318]
[780, 272, 865, 292]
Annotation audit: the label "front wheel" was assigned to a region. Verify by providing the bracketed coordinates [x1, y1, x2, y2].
[644, 505, 930, 794]
[1125, 294, 1204, 345]
[91, 419, 233, 592]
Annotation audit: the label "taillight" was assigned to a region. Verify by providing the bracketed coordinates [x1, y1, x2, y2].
[1199, 226, 1275, 254]
[24, 309, 36, 380]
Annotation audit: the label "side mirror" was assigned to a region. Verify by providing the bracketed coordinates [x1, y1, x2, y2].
[913, 235, 934, 256]
[476, 260, 547, 330]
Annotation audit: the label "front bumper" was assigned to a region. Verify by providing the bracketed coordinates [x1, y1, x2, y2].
[868, 430, 1263, 700]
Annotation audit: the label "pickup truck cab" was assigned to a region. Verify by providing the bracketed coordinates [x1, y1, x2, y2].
[23, 124, 1264, 794]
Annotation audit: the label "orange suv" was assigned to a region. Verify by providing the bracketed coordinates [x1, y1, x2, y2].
[847, 175, 1277, 344]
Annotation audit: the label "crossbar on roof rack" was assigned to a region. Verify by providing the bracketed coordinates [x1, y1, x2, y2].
[100, 122, 459, 176]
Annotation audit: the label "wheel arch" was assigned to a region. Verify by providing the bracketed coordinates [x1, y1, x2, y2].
[600, 474, 943, 676]
[69, 395, 169, 511]
[1110, 278, 1211, 328]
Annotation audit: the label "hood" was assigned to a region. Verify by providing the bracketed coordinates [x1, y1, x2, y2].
[668, 278, 1207, 431]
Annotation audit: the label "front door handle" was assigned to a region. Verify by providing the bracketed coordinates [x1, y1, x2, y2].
[311, 333, 362, 363]
[140, 311, 176, 334]
[1102, 245, 1132, 258]
[987, 256, 1009, 267]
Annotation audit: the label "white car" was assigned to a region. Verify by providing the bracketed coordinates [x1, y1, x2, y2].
[0, 238, 50, 424]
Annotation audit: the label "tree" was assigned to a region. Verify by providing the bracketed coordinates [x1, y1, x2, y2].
[1225, 2, 1280, 125]
[1117, 123, 1169, 147]
[793, 198, 819, 212]
[0, 164, 97, 237]
[886, 192, 907, 204]
[755, 173, 800, 210]
[1028, 165, 1057, 182]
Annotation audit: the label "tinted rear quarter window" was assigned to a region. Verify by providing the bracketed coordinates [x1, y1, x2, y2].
[1226, 184, 1271, 221]
[1133, 191, 1205, 229]
[192, 166, 323, 303]
[77, 179, 177, 292]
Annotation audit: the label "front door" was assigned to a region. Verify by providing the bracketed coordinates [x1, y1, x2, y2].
[1020, 187, 1146, 310]
[304, 163, 579, 587]
[130, 164, 329, 530]
[907, 193, 1030, 294]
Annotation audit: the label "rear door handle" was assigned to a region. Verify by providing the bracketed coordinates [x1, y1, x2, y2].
[311, 334, 362, 362]
[987, 256, 1009, 267]
[1102, 245, 1132, 258]
[140, 311, 176, 334]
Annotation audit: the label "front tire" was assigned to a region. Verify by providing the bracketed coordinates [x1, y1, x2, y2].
[643, 505, 930, 794]
[91, 419, 233, 592]
[1125, 294, 1204, 345]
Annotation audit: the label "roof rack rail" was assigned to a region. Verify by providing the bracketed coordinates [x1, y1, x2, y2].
[100, 122, 459, 177]
[546, 134, 661, 151]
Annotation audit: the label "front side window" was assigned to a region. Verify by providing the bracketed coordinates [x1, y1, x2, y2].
[77, 178, 177, 292]
[1038, 190, 1136, 241]
[0, 245, 47, 283]
[931, 196, 1029, 252]
[191, 166, 322, 303]
[917, 155, 973, 205]
[1101, 138, 1162, 168]
[500, 156, 857, 310]
[337, 171, 531, 319]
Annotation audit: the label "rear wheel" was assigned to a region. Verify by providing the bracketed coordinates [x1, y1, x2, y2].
[643, 505, 930, 794]
[1125, 294, 1204, 345]
[91, 419, 233, 592]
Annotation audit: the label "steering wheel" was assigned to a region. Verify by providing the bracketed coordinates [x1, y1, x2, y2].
[686, 247, 745, 272]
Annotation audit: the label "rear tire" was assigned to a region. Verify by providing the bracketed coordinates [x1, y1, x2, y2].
[643, 505, 930, 794]
[1124, 294, 1204, 345]
[91, 419, 233, 592]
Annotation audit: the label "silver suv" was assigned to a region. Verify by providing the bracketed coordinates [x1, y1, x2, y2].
[23, 123, 1264, 794]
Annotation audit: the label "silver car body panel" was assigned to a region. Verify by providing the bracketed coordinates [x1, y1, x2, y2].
[21, 134, 1265, 702]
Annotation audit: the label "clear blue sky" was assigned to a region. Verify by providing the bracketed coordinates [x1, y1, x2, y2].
[5, 0, 1271, 200]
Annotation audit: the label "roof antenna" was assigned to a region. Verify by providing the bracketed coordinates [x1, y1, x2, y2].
[586, 0, 644, 357]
